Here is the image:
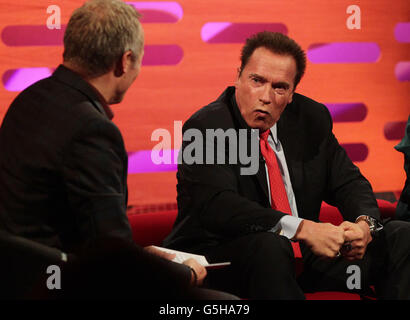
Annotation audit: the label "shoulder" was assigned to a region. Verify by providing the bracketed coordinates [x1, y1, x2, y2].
[284, 92, 332, 128]
[14, 74, 110, 128]
[291, 93, 331, 118]
[3, 75, 122, 154]
[184, 87, 237, 131]
[277, 92, 333, 145]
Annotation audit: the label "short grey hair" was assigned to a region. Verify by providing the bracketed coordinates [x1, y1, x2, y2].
[63, 0, 144, 77]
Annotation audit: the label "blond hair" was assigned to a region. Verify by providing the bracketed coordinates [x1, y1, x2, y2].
[63, 0, 143, 77]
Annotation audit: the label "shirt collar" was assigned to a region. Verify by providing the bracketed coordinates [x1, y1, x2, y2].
[251, 123, 278, 144]
[269, 124, 278, 145]
[86, 82, 114, 120]
[54, 65, 114, 120]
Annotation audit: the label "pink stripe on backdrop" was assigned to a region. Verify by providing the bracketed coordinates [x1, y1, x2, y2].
[2, 45, 183, 92]
[307, 43, 380, 63]
[341, 143, 368, 162]
[384, 121, 407, 140]
[128, 150, 178, 173]
[127, 1, 183, 23]
[395, 62, 410, 81]
[201, 22, 287, 43]
[325, 103, 367, 122]
[142, 45, 183, 66]
[394, 22, 410, 43]
[2, 68, 54, 92]
[1, 25, 66, 46]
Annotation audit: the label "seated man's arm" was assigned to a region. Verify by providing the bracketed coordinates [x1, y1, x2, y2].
[323, 112, 380, 222]
[178, 118, 286, 237]
[63, 118, 207, 286]
[62, 119, 132, 246]
[322, 107, 379, 258]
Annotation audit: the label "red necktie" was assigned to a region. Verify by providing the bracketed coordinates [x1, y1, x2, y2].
[259, 130, 302, 258]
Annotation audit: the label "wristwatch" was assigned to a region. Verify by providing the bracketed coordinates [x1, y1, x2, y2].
[355, 215, 383, 237]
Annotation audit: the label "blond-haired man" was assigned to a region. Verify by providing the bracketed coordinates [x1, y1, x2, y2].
[0, 0, 214, 298]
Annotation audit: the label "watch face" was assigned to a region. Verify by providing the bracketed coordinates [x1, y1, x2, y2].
[368, 217, 383, 235]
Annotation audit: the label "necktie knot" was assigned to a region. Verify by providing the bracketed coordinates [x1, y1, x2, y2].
[259, 130, 270, 142]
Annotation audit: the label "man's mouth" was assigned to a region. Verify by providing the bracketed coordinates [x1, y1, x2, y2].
[254, 109, 269, 116]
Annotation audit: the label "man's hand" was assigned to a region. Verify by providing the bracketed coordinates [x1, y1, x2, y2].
[144, 245, 176, 261]
[182, 258, 207, 286]
[339, 221, 372, 260]
[295, 220, 345, 259]
[144, 246, 207, 286]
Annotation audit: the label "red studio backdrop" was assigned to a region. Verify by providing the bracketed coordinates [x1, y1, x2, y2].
[0, 0, 409, 211]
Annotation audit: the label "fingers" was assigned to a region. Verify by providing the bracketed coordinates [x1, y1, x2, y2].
[341, 239, 366, 260]
[182, 258, 207, 286]
[144, 246, 176, 261]
[304, 222, 345, 259]
[339, 221, 369, 260]
[330, 225, 346, 255]
[340, 221, 362, 242]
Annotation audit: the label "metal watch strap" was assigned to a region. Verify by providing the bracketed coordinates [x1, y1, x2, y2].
[356, 215, 383, 237]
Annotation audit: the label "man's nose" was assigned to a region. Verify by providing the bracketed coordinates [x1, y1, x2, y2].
[259, 85, 271, 105]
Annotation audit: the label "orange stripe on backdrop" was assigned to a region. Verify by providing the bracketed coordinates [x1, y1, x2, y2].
[0, 0, 409, 206]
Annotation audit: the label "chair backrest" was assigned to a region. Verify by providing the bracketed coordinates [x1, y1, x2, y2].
[319, 199, 397, 225]
[128, 210, 178, 247]
[0, 230, 67, 299]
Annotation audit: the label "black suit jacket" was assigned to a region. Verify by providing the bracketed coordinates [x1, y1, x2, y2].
[163, 86, 380, 253]
[0, 65, 132, 252]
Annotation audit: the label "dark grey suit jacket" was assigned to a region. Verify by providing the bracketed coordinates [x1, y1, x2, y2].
[0, 65, 132, 252]
[164, 86, 380, 253]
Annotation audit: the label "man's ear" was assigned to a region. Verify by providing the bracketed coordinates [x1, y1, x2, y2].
[236, 67, 242, 78]
[288, 90, 294, 104]
[234, 67, 241, 88]
[114, 50, 134, 77]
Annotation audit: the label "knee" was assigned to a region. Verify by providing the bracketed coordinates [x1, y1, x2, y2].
[382, 220, 410, 250]
[244, 232, 294, 266]
[383, 220, 410, 239]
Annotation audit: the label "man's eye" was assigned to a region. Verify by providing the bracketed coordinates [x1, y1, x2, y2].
[251, 77, 263, 84]
[273, 86, 287, 93]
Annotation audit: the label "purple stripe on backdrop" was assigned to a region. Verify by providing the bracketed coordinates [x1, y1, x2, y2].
[384, 121, 407, 140]
[2, 4, 183, 47]
[341, 143, 368, 162]
[395, 62, 410, 81]
[325, 103, 367, 122]
[1, 25, 66, 46]
[2, 45, 183, 91]
[128, 142, 370, 172]
[394, 22, 410, 43]
[128, 150, 177, 174]
[201, 22, 287, 43]
[2, 68, 54, 92]
[307, 43, 380, 63]
[127, 1, 183, 23]
[142, 45, 183, 66]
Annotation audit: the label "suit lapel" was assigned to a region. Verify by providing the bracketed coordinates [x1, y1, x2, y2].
[227, 88, 270, 201]
[255, 148, 270, 200]
[278, 101, 303, 198]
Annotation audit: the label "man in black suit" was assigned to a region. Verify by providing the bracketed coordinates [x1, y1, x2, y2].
[164, 32, 410, 299]
[0, 0, 212, 297]
[395, 116, 410, 221]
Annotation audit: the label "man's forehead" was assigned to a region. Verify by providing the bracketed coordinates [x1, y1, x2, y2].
[247, 47, 295, 68]
[244, 50, 296, 83]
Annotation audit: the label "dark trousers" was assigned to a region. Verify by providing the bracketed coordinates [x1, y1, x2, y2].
[203, 220, 410, 300]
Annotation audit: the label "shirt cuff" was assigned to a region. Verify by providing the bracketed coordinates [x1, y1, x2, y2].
[271, 215, 304, 240]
